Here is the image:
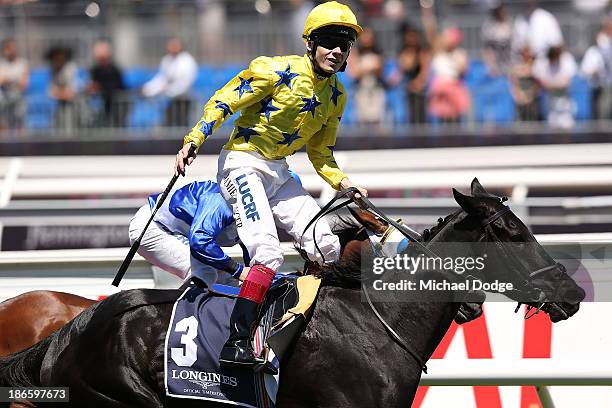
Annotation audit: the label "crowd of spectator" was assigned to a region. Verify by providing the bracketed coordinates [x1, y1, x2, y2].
[0, 1, 611, 136]
[345, 0, 612, 129]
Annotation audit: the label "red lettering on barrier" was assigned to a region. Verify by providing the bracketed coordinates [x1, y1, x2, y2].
[463, 309, 502, 408]
[520, 307, 552, 408]
[410, 323, 459, 407]
[412, 306, 502, 408]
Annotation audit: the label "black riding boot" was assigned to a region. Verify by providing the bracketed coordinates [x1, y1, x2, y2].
[219, 297, 265, 367]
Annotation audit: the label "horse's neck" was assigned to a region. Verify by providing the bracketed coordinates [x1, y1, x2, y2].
[421, 209, 463, 243]
[296, 211, 478, 374]
[427, 210, 480, 246]
[308, 282, 459, 375]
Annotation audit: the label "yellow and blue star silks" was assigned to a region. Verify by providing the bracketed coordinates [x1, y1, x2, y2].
[184, 54, 348, 189]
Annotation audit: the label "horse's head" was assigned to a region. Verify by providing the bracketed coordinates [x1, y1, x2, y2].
[449, 178, 585, 322]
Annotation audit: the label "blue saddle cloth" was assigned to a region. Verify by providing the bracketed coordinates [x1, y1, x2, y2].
[164, 284, 271, 408]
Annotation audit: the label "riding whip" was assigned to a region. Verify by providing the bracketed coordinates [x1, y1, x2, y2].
[112, 144, 197, 287]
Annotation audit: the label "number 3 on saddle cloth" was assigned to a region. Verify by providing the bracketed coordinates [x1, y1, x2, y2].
[165, 274, 320, 408]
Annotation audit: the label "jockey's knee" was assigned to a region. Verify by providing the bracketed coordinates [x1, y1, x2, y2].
[129, 205, 149, 245]
[128, 219, 141, 245]
[321, 234, 341, 263]
[305, 232, 340, 264]
[250, 244, 283, 271]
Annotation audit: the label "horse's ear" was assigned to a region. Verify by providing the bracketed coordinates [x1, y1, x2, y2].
[453, 188, 478, 213]
[470, 177, 499, 199]
[348, 207, 387, 234]
[471, 178, 488, 197]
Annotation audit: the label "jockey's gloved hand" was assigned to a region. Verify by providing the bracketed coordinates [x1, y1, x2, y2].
[339, 177, 368, 209]
[228, 260, 246, 280]
[236, 267, 250, 281]
[175, 143, 197, 176]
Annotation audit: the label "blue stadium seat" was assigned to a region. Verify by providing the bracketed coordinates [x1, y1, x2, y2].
[570, 76, 591, 121]
[25, 95, 55, 129]
[469, 76, 515, 124]
[464, 60, 489, 87]
[26, 68, 51, 95]
[25, 69, 53, 129]
[123, 68, 157, 89]
[193, 66, 217, 94]
[128, 95, 167, 128]
[215, 64, 242, 85]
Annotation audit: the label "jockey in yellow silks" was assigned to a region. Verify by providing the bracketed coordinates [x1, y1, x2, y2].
[175, 1, 367, 369]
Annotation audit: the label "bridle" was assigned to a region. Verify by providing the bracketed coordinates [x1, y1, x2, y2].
[301, 188, 567, 373]
[478, 204, 568, 320]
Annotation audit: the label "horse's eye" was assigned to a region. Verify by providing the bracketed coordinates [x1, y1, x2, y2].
[511, 235, 524, 243]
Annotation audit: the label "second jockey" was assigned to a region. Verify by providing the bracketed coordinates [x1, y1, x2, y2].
[174, 1, 367, 369]
[129, 173, 300, 287]
[129, 179, 247, 287]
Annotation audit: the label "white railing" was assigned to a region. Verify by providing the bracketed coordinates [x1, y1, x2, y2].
[420, 359, 612, 408]
[2, 145, 612, 238]
[2, 143, 612, 199]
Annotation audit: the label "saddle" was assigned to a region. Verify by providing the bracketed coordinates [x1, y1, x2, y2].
[212, 274, 321, 364]
[165, 274, 321, 406]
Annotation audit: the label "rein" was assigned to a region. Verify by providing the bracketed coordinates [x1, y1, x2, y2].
[301, 188, 564, 373]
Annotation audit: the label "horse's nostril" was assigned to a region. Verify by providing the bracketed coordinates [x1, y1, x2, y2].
[565, 287, 585, 303]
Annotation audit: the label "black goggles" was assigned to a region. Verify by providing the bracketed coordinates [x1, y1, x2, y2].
[315, 35, 354, 52]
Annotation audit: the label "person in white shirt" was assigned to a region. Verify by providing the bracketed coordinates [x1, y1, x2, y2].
[142, 38, 198, 127]
[513, 1, 563, 58]
[580, 16, 612, 120]
[0, 39, 29, 134]
[481, 3, 514, 76]
[533, 45, 577, 129]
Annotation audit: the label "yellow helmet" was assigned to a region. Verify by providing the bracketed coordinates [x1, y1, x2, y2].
[302, 1, 363, 41]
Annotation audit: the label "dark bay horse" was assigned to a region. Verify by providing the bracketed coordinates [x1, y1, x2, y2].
[0, 216, 369, 360]
[0, 179, 585, 407]
[0, 291, 96, 358]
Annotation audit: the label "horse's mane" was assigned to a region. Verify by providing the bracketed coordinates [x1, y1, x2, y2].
[332, 215, 366, 247]
[316, 208, 464, 288]
[420, 208, 463, 242]
[311, 215, 368, 288]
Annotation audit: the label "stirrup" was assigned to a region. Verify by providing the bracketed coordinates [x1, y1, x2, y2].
[219, 342, 265, 367]
[255, 360, 279, 376]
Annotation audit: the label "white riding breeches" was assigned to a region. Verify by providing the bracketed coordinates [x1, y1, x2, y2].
[128, 204, 220, 286]
[217, 149, 341, 271]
